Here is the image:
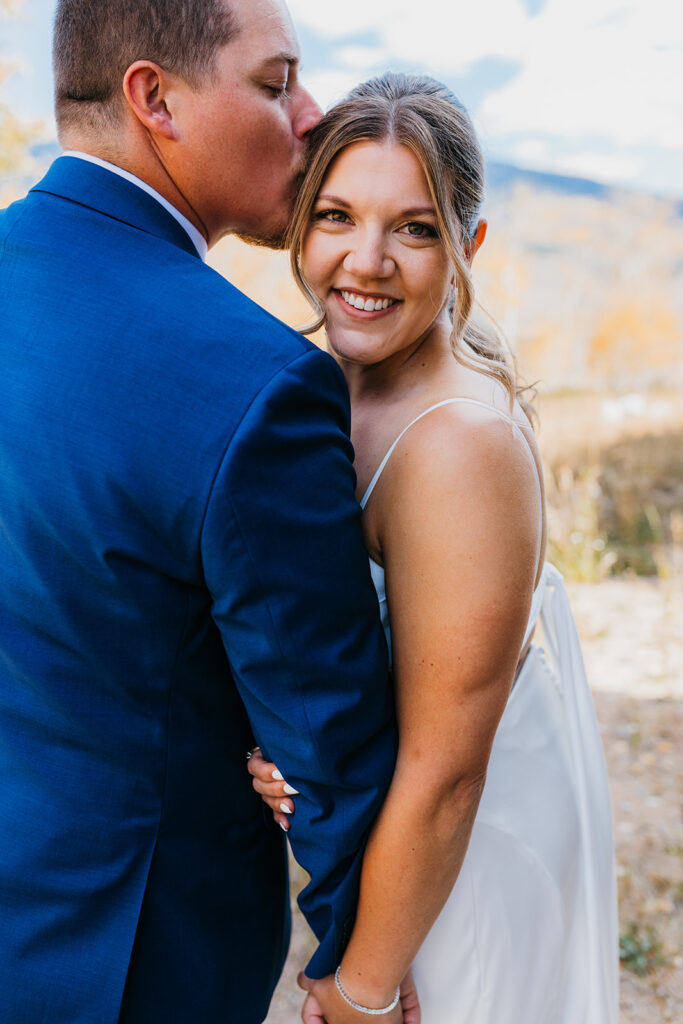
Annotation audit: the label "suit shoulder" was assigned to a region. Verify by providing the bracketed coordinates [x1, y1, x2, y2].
[0, 192, 31, 241]
[180, 256, 311, 360]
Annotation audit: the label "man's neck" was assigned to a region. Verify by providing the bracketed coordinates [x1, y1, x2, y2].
[62, 150, 208, 260]
[60, 134, 210, 247]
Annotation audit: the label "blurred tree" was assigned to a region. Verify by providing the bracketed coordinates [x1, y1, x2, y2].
[0, 0, 36, 177]
[588, 297, 680, 383]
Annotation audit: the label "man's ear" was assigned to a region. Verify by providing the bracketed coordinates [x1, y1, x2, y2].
[123, 61, 178, 141]
[465, 218, 487, 266]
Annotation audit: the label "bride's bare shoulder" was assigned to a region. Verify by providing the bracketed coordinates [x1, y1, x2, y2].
[387, 397, 536, 486]
[374, 397, 541, 608]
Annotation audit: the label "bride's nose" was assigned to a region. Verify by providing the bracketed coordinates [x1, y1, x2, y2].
[342, 230, 395, 279]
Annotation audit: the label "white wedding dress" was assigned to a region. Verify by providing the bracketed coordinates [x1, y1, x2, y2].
[361, 399, 619, 1024]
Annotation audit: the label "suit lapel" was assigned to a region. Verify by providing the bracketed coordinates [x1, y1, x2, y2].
[31, 156, 202, 259]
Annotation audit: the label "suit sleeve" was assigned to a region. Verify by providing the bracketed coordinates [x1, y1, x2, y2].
[200, 345, 397, 977]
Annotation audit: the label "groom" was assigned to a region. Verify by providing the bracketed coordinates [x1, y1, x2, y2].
[0, 1, 397, 1022]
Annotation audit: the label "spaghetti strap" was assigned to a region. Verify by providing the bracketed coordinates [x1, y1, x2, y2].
[360, 397, 543, 513]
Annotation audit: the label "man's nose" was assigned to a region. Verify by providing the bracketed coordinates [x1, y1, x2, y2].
[294, 87, 323, 139]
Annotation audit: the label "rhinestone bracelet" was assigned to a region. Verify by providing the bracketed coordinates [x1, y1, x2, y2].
[334, 965, 400, 1016]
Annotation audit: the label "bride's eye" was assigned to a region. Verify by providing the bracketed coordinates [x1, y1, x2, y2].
[313, 209, 352, 225]
[401, 221, 438, 239]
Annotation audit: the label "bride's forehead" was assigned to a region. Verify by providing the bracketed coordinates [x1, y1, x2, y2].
[320, 141, 431, 197]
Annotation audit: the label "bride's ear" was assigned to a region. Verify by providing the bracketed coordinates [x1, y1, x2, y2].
[123, 61, 179, 141]
[465, 219, 487, 266]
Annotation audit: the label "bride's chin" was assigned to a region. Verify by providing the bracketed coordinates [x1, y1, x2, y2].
[326, 337, 375, 366]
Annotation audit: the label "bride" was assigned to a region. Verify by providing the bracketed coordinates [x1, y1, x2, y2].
[249, 73, 618, 1024]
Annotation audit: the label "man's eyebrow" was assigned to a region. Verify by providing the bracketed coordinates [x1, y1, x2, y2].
[258, 52, 300, 69]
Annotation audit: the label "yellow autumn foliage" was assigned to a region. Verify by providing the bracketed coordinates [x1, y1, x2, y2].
[0, 0, 40, 194]
[589, 300, 681, 376]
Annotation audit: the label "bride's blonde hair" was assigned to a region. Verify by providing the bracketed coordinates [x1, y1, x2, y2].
[288, 72, 533, 416]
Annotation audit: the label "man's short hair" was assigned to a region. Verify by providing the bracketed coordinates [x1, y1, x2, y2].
[53, 0, 236, 133]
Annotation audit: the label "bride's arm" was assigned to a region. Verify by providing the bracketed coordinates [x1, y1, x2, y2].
[249, 406, 542, 1019]
[325, 406, 541, 1010]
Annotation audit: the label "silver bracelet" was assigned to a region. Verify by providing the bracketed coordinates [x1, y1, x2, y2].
[334, 966, 400, 1016]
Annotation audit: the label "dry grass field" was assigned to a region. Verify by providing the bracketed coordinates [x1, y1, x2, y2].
[538, 390, 683, 581]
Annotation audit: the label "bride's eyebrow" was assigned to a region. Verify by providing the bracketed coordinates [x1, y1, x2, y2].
[315, 194, 351, 207]
[400, 206, 437, 217]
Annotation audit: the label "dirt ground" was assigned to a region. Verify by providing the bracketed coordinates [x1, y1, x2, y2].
[265, 576, 683, 1024]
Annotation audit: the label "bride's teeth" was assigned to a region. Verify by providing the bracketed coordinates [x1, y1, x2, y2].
[340, 290, 396, 311]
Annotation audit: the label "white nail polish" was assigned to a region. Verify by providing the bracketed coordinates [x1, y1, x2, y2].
[272, 769, 284, 781]
[279, 803, 292, 814]
[279, 821, 289, 832]
[283, 784, 299, 795]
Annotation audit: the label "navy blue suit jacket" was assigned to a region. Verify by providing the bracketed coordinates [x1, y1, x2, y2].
[0, 157, 396, 1024]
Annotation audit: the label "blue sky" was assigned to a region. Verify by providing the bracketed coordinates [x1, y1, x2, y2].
[2, 0, 682, 197]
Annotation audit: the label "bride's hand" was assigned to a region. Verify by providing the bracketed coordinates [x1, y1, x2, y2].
[301, 991, 326, 1023]
[399, 969, 421, 1024]
[246, 747, 299, 832]
[298, 973, 405, 1024]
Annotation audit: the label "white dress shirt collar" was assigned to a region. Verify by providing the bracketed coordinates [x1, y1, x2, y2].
[62, 150, 208, 261]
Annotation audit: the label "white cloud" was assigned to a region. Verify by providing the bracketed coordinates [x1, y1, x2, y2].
[531, 149, 642, 186]
[291, 0, 533, 72]
[290, 0, 683, 193]
[478, 0, 683, 150]
[509, 138, 551, 165]
[303, 69, 362, 110]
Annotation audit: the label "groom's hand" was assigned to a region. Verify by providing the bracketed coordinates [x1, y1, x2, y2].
[298, 972, 415, 1024]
